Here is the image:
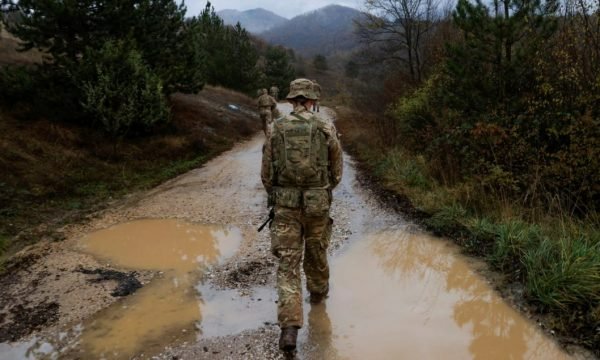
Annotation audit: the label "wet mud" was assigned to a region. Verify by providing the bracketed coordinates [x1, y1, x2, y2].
[0, 302, 59, 343]
[0, 104, 592, 360]
[76, 268, 142, 297]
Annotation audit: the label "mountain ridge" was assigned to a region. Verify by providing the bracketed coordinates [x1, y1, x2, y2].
[217, 8, 287, 34]
[259, 5, 362, 57]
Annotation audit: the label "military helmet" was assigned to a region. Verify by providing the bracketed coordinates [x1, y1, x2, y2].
[261, 88, 268, 95]
[286, 78, 318, 100]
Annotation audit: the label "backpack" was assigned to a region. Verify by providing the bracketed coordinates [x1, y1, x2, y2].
[272, 113, 330, 189]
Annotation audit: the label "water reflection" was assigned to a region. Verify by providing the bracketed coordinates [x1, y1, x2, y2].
[306, 303, 341, 359]
[73, 219, 242, 359]
[320, 227, 570, 359]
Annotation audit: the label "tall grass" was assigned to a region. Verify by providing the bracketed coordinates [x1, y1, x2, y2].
[523, 228, 600, 311]
[372, 145, 600, 325]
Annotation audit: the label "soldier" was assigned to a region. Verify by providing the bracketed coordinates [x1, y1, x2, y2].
[270, 85, 279, 101]
[312, 80, 322, 113]
[257, 88, 278, 136]
[261, 78, 343, 353]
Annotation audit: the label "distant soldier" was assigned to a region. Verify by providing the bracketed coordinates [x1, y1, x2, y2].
[270, 85, 280, 101]
[312, 80, 321, 112]
[261, 78, 343, 353]
[257, 89, 278, 136]
[257, 88, 263, 98]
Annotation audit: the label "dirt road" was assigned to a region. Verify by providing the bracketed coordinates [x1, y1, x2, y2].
[0, 105, 583, 359]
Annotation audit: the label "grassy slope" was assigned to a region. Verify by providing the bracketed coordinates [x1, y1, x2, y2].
[0, 29, 42, 66]
[0, 87, 261, 260]
[335, 106, 600, 356]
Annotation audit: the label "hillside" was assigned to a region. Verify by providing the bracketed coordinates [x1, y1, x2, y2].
[0, 29, 42, 66]
[217, 8, 288, 34]
[0, 87, 260, 255]
[260, 5, 362, 57]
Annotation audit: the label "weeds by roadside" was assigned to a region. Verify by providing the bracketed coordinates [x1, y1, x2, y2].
[335, 106, 600, 355]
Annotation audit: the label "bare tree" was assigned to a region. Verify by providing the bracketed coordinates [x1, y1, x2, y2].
[355, 0, 443, 83]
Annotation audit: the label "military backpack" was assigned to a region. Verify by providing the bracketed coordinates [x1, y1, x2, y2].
[272, 113, 330, 189]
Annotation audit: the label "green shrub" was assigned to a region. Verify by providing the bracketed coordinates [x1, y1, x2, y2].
[377, 149, 431, 190]
[75, 40, 169, 138]
[0, 66, 37, 105]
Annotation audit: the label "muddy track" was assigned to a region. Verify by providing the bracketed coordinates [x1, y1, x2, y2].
[0, 105, 590, 360]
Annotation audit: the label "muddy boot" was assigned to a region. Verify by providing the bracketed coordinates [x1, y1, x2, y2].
[310, 291, 328, 304]
[279, 326, 298, 352]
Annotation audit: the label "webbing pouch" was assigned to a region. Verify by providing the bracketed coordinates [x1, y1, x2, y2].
[302, 189, 330, 216]
[274, 187, 302, 208]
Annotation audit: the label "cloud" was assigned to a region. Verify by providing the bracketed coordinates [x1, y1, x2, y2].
[184, 0, 362, 19]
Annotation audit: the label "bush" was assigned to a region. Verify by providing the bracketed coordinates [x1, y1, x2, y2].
[75, 40, 169, 137]
[376, 148, 431, 190]
[0, 66, 37, 106]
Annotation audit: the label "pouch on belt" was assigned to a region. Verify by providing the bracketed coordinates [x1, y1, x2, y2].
[273, 187, 302, 208]
[302, 189, 330, 216]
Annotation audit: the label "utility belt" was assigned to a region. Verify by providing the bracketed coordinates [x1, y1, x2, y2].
[271, 187, 331, 216]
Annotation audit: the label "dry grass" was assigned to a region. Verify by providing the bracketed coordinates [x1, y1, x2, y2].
[0, 86, 261, 256]
[0, 29, 42, 66]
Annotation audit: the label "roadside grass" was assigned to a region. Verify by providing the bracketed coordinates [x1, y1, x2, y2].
[335, 106, 600, 353]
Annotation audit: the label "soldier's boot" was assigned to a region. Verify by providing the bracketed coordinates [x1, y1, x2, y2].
[279, 327, 299, 352]
[309, 291, 328, 304]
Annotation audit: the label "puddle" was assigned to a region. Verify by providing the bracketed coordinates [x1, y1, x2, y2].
[297, 228, 571, 360]
[197, 285, 276, 338]
[72, 219, 242, 359]
[0, 190, 576, 358]
[5, 219, 243, 360]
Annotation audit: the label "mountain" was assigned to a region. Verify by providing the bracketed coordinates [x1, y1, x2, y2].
[260, 5, 362, 57]
[217, 8, 288, 34]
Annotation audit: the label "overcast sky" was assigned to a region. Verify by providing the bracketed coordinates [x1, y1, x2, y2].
[185, 1, 362, 19]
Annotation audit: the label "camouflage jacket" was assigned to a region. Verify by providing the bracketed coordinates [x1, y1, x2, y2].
[257, 94, 277, 110]
[261, 106, 343, 194]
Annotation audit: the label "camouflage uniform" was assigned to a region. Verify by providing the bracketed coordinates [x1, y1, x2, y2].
[261, 79, 343, 329]
[257, 89, 278, 136]
[312, 80, 322, 112]
[270, 86, 280, 101]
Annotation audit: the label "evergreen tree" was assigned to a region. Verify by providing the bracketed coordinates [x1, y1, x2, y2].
[313, 54, 329, 71]
[6, 0, 204, 94]
[263, 46, 295, 94]
[448, 0, 558, 110]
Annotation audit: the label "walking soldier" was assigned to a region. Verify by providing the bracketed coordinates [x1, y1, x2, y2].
[257, 89, 278, 136]
[261, 78, 343, 353]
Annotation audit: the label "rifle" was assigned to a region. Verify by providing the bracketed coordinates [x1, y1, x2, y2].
[257, 208, 275, 232]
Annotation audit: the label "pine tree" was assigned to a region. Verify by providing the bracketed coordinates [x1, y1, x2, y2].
[448, 0, 558, 109]
[263, 46, 296, 94]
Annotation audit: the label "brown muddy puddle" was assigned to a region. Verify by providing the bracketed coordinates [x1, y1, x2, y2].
[297, 227, 571, 360]
[0, 222, 573, 359]
[0, 219, 243, 359]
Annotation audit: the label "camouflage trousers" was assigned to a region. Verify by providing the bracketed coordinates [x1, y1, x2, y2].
[271, 206, 332, 328]
[259, 109, 273, 135]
